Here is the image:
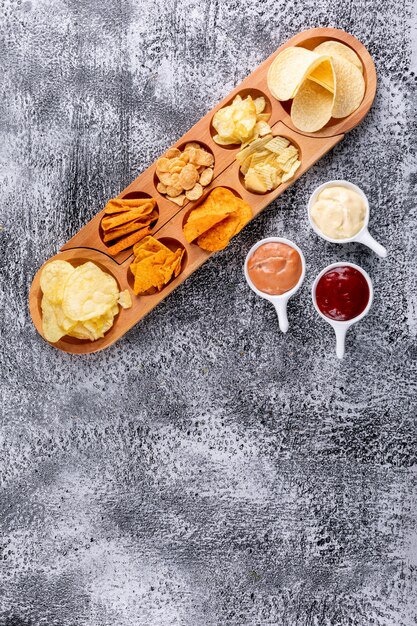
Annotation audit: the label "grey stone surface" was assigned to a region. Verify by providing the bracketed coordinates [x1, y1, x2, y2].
[1, 0, 417, 624]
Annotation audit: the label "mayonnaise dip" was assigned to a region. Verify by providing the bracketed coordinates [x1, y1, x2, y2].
[310, 186, 366, 239]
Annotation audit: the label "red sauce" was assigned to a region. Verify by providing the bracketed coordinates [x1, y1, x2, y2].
[316, 265, 369, 321]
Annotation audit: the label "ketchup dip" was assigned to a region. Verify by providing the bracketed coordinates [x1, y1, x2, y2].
[316, 265, 370, 321]
[247, 242, 303, 295]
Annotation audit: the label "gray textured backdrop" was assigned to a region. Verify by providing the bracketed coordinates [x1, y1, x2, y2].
[1, 0, 417, 624]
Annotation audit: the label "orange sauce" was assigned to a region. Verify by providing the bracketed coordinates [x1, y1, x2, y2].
[248, 242, 302, 295]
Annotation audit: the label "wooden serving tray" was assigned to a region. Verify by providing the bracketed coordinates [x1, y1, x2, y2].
[29, 27, 377, 354]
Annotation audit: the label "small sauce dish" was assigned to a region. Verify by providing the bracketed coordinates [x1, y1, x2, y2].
[312, 261, 374, 359]
[308, 180, 387, 258]
[244, 237, 306, 333]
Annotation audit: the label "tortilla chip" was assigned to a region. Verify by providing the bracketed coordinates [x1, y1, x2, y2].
[196, 198, 252, 251]
[183, 187, 236, 242]
[106, 227, 151, 256]
[101, 205, 154, 230]
[104, 197, 156, 214]
[102, 210, 158, 242]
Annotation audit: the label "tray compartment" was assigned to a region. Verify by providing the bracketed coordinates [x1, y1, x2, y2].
[127, 236, 188, 296]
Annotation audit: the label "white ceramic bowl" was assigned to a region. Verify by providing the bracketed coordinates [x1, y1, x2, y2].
[244, 237, 306, 333]
[308, 180, 387, 258]
[312, 261, 374, 359]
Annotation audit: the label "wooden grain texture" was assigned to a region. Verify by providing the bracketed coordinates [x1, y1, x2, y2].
[29, 27, 377, 353]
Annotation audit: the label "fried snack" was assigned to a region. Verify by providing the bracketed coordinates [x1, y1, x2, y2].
[291, 79, 335, 133]
[236, 135, 301, 193]
[196, 198, 252, 251]
[100, 197, 158, 256]
[155, 143, 214, 206]
[183, 187, 236, 242]
[183, 187, 252, 251]
[129, 236, 184, 296]
[40, 260, 132, 343]
[266, 43, 364, 132]
[212, 94, 271, 147]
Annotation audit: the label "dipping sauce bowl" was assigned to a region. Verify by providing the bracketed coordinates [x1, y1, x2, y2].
[244, 237, 306, 333]
[312, 262, 374, 359]
[308, 180, 387, 258]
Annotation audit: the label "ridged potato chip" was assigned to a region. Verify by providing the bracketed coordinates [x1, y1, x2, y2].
[39, 260, 74, 304]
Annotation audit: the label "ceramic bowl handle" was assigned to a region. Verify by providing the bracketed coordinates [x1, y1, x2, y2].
[333, 325, 348, 359]
[273, 299, 289, 333]
[357, 228, 387, 258]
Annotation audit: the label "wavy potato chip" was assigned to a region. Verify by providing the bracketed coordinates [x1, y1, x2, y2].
[40, 260, 131, 343]
[39, 260, 74, 304]
[62, 263, 119, 321]
[41, 295, 67, 342]
[314, 41, 363, 73]
[291, 79, 335, 132]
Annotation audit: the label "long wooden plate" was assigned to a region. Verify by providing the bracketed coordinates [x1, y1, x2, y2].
[29, 27, 377, 353]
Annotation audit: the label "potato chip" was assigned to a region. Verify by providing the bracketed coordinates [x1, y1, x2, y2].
[118, 289, 132, 310]
[291, 79, 335, 133]
[199, 168, 213, 187]
[185, 183, 203, 201]
[329, 55, 365, 118]
[62, 262, 119, 321]
[184, 142, 201, 151]
[39, 260, 75, 304]
[314, 41, 363, 73]
[165, 148, 182, 159]
[40, 260, 131, 343]
[282, 160, 301, 182]
[169, 194, 186, 207]
[212, 94, 271, 146]
[179, 164, 199, 190]
[41, 295, 67, 342]
[237, 134, 300, 192]
[155, 143, 214, 204]
[267, 47, 331, 100]
[156, 157, 171, 172]
[308, 58, 335, 93]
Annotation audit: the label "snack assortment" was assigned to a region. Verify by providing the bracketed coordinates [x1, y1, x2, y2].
[101, 197, 158, 255]
[212, 94, 271, 146]
[155, 144, 214, 207]
[183, 187, 252, 252]
[237, 135, 301, 193]
[267, 42, 365, 132]
[40, 260, 132, 343]
[130, 236, 184, 295]
[29, 29, 376, 352]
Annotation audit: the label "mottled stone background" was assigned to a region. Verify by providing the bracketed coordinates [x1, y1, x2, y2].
[1, 0, 416, 624]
